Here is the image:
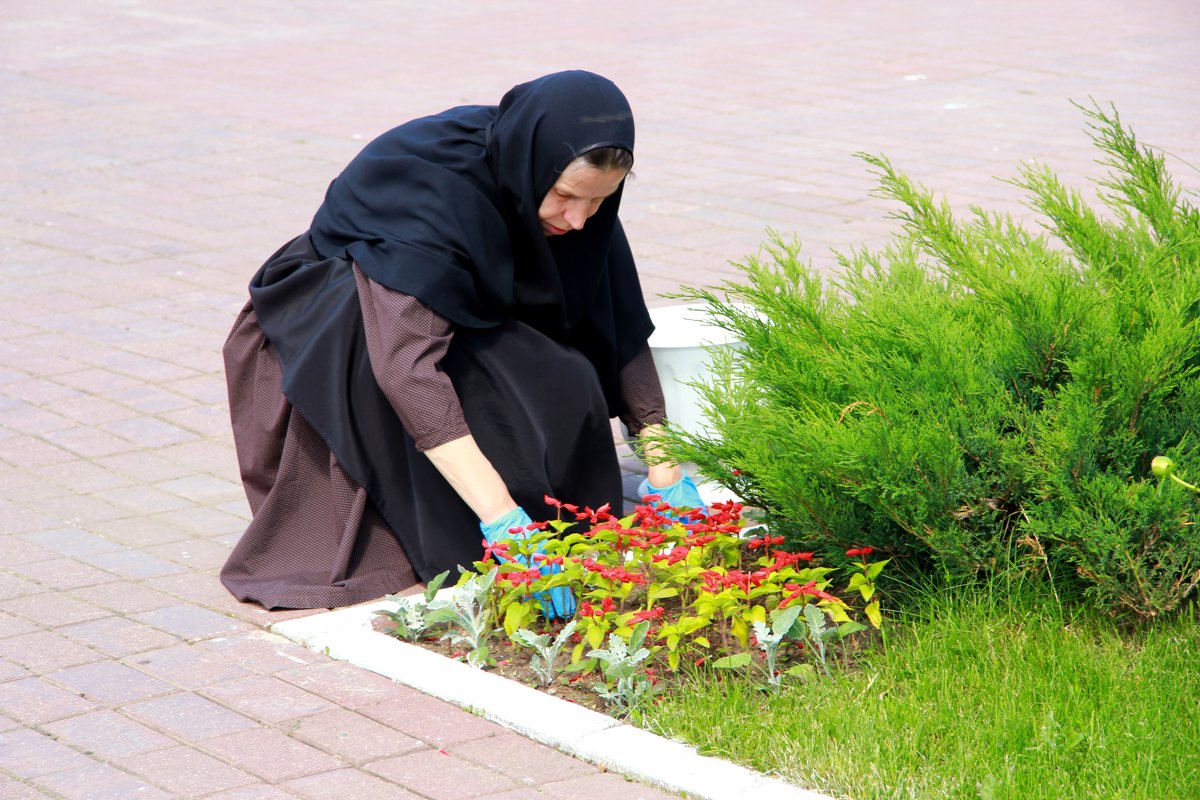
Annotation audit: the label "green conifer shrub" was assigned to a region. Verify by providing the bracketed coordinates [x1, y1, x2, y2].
[667, 105, 1200, 619]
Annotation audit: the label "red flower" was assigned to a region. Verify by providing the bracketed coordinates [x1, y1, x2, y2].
[481, 538, 511, 562]
[533, 553, 563, 567]
[501, 568, 542, 588]
[651, 545, 691, 566]
[630, 607, 664, 623]
[779, 579, 839, 608]
[747, 534, 785, 550]
[846, 546, 875, 558]
[601, 596, 617, 613]
[544, 495, 562, 508]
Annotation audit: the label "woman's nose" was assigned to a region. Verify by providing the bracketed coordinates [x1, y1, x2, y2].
[564, 201, 587, 230]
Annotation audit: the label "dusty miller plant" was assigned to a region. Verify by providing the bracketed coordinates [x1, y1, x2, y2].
[511, 620, 578, 688]
[587, 620, 661, 715]
[428, 567, 497, 668]
[378, 570, 450, 643]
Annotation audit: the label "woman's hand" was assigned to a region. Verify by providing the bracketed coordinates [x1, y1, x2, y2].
[637, 423, 683, 487]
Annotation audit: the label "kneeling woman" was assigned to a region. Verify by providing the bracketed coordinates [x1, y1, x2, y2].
[220, 71, 702, 611]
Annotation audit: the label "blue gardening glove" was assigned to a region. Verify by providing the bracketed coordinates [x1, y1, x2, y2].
[480, 507, 576, 619]
[637, 473, 707, 520]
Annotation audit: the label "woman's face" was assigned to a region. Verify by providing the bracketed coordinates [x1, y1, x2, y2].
[538, 161, 628, 236]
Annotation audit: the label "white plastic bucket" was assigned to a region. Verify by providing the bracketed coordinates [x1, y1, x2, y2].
[647, 303, 744, 439]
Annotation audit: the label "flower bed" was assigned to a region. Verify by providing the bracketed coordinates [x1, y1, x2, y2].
[376, 495, 884, 717]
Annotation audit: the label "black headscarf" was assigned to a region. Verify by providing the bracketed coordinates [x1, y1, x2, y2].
[308, 70, 653, 404]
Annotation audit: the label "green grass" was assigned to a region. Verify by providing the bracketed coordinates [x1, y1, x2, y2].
[640, 583, 1200, 799]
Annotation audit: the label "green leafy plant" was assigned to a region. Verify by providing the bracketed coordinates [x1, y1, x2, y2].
[377, 570, 450, 642]
[383, 495, 883, 713]
[663, 103, 1200, 620]
[588, 619, 662, 716]
[431, 567, 497, 668]
[511, 620, 578, 688]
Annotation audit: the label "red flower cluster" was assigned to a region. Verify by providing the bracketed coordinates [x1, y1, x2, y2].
[650, 545, 691, 566]
[697, 569, 770, 593]
[845, 546, 875, 558]
[580, 558, 647, 586]
[747, 534, 785, 550]
[578, 596, 617, 618]
[779, 579, 839, 608]
[501, 567, 543, 588]
[630, 606, 665, 623]
[481, 538, 510, 563]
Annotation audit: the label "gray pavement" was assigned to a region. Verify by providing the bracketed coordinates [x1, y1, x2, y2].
[2, 1, 1198, 797]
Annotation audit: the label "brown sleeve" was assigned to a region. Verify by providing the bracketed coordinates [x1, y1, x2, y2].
[354, 264, 471, 451]
[618, 343, 668, 436]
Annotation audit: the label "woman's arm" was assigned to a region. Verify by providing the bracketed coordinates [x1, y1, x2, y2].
[354, 265, 517, 525]
[617, 344, 683, 487]
[637, 422, 683, 489]
[423, 435, 518, 525]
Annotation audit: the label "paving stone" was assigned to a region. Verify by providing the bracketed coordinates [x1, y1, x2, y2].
[125, 745, 259, 796]
[89, 516, 193, 548]
[2, 629, 106, 673]
[1, 591, 112, 627]
[124, 691, 257, 740]
[201, 727, 345, 782]
[278, 661, 408, 709]
[0, 537, 58, 566]
[200, 631, 323, 675]
[149, 505, 245, 537]
[79, 549, 188, 579]
[121, 642, 252, 688]
[94, 484, 194, 514]
[0, 610, 41, 638]
[130, 603, 254, 642]
[144, 572, 239, 605]
[48, 660, 175, 705]
[367, 748, 519, 800]
[71, 580, 178, 614]
[43, 709, 176, 759]
[202, 675, 337, 724]
[0, 571, 46, 601]
[448, 732, 596, 785]
[360, 694, 509, 747]
[537, 772, 683, 800]
[0, 658, 32, 682]
[141, 536, 234, 571]
[58, 616, 181, 658]
[11, 558, 117, 591]
[0, 773, 55, 800]
[472, 790, 545, 800]
[0, 727, 96, 778]
[32, 762, 172, 800]
[201, 786, 303, 800]
[0, 675, 98, 724]
[21, 528, 124, 558]
[281, 768, 425, 800]
[286, 709, 426, 764]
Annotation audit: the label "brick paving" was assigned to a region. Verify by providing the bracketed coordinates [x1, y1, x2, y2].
[2, 1, 1197, 798]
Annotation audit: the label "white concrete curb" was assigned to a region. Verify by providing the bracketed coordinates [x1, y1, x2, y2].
[271, 596, 835, 800]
